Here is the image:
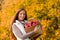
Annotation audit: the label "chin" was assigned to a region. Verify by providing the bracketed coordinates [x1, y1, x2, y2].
[21, 19, 24, 21]
[19, 18, 24, 20]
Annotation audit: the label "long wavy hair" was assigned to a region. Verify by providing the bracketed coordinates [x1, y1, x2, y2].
[10, 8, 27, 40]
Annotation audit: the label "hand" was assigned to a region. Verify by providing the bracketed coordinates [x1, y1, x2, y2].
[34, 26, 39, 33]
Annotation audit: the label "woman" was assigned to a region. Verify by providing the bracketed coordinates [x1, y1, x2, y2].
[10, 8, 42, 40]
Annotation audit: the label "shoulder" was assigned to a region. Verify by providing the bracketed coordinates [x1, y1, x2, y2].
[12, 20, 22, 26]
[12, 21, 24, 29]
[12, 23, 17, 28]
[12, 22, 21, 27]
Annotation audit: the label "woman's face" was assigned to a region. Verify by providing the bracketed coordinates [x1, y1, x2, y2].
[18, 10, 25, 21]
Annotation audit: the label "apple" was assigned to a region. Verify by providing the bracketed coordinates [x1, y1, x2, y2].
[24, 24, 30, 28]
[32, 22, 36, 26]
[30, 21, 34, 26]
[28, 22, 32, 27]
[34, 20, 39, 25]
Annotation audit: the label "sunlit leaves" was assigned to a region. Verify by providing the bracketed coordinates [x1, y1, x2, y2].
[37, 0, 47, 4]
[0, 0, 60, 40]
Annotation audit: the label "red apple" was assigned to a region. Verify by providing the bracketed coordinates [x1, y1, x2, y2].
[28, 22, 32, 27]
[34, 20, 39, 25]
[32, 22, 36, 26]
[31, 21, 34, 26]
[24, 24, 30, 28]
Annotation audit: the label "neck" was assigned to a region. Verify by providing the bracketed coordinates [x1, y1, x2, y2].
[18, 20, 24, 22]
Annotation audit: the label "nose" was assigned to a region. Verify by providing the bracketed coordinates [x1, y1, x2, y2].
[21, 14, 25, 18]
[22, 14, 24, 16]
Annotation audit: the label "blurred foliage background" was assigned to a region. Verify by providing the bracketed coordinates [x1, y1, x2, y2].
[0, 0, 60, 40]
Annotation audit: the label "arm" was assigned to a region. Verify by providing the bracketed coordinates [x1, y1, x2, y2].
[12, 24, 35, 39]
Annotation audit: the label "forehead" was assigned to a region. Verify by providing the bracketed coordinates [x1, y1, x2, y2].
[19, 10, 25, 13]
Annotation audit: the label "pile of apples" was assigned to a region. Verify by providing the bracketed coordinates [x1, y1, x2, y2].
[24, 19, 40, 28]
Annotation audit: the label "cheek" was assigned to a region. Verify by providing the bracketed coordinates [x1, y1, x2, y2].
[19, 15, 21, 17]
[18, 15, 22, 19]
[23, 15, 25, 18]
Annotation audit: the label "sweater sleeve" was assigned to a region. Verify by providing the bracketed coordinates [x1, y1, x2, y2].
[12, 23, 35, 39]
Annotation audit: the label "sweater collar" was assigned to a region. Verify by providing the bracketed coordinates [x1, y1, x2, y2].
[15, 20, 27, 24]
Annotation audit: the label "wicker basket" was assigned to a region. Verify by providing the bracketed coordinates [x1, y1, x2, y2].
[25, 25, 42, 40]
[24, 19, 42, 39]
[25, 25, 36, 33]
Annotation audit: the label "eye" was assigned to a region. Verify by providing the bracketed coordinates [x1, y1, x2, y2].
[19, 13, 22, 15]
[23, 13, 25, 15]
